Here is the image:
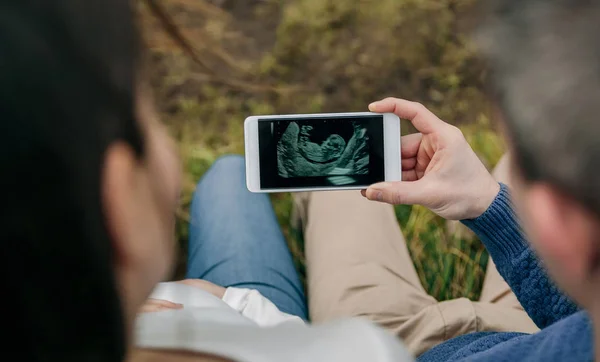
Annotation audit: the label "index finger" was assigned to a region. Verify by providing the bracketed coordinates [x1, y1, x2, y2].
[369, 98, 445, 134]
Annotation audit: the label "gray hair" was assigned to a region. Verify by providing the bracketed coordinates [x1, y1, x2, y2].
[478, 0, 600, 215]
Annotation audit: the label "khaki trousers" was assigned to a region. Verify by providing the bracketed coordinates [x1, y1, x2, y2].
[293, 155, 538, 357]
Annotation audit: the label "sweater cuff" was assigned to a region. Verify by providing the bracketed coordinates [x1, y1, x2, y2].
[462, 183, 528, 265]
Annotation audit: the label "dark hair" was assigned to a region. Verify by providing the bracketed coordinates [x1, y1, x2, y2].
[0, 1, 144, 361]
[478, 0, 600, 216]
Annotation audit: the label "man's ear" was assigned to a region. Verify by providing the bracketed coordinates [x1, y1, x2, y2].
[525, 183, 598, 301]
[102, 142, 140, 269]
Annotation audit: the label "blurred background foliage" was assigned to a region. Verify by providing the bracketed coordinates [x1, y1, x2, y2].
[141, 0, 505, 301]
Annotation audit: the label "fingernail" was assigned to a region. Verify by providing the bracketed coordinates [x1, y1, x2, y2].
[368, 102, 377, 109]
[376, 191, 383, 201]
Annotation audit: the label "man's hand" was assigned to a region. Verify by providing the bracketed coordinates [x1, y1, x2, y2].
[363, 98, 500, 220]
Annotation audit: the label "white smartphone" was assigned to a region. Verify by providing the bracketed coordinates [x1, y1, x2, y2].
[244, 112, 401, 193]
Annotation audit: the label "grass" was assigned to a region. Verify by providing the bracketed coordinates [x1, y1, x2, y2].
[143, 0, 505, 301]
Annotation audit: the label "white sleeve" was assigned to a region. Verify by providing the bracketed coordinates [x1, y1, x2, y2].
[222, 287, 305, 327]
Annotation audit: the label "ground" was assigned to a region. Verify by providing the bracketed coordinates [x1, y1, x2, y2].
[142, 0, 505, 301]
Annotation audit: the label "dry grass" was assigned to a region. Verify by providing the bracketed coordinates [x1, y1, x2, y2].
[142, 0, 505, 301]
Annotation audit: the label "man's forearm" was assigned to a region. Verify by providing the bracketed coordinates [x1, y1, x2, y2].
[462, 183, 578, 328]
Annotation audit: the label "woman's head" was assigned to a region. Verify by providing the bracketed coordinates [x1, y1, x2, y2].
[0, 1, 180, 360]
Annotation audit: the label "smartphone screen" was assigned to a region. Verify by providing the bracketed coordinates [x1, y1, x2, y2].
[257, 115, 385, 190]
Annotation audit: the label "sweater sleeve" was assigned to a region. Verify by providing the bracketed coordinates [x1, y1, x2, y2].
[462, 183, 579, 328]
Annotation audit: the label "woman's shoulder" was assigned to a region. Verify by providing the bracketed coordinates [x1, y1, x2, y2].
[136, 308, 413, 362]
[129, 349, 231, 362]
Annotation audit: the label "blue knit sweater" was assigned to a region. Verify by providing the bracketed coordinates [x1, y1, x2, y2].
[418, 184, 594, 362]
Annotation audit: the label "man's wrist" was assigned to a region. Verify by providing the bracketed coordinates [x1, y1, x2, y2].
[462, 183, 529, 262]
[467, 179, 501, 220]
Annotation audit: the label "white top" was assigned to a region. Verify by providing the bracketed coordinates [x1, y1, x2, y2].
[135, 282, 414, 362]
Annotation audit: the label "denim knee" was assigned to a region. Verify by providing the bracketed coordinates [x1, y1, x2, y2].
[195, 154, 245, 192]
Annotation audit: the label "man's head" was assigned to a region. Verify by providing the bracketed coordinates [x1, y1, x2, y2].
[479, 0, 600, 307]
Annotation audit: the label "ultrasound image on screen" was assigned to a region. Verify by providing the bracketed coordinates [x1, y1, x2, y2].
[258, 116, 385, 190]
[277, 120, 369, 180]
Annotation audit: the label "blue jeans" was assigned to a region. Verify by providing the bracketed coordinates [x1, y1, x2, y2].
[186, 155, 308, 320]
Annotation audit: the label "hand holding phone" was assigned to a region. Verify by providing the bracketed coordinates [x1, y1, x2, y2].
[244, 112, 401, 193]
[363, 98, 500, 220]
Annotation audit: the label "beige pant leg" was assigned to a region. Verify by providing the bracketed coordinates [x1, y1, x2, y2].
[298, 154, 538, 357]
[295, 191, 436, 330]
[394, 298, 538, 356]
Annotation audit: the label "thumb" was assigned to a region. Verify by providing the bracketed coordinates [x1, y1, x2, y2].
[364, 180, 426, 205]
